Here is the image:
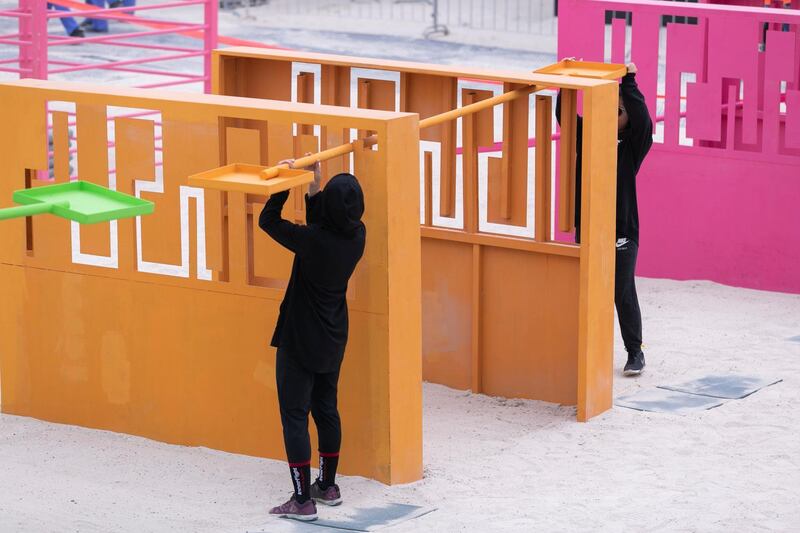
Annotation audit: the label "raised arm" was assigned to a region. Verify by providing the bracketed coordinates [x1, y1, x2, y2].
[304, 158, 324, 225]
[619, 64, 653, 152]
[281, 155, 325, 225]
[258, 190, 314, 256]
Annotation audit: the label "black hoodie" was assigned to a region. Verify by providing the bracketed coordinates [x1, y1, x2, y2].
[556, 73, 653, 244]
[259, 173, 366, 373]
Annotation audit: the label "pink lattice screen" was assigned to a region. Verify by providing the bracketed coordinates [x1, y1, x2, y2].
[559, 0, 800, 293]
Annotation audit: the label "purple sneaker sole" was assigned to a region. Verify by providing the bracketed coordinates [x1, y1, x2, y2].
[313, 495, 342, 506]
[269, 496, 318, 521]
[311, 482, 342, 506]
[276, 512, 318, 521]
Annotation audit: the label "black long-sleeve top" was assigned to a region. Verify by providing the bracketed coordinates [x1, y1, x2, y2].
[556, 73, 653, 244]
[258, 179, 366, 373]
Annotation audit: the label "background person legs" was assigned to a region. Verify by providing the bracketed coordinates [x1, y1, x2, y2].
[48, 3, 83, 37]
[120, 0, 137, 16]
[614, 238, 644, 372]
[82, 0, 109, 32]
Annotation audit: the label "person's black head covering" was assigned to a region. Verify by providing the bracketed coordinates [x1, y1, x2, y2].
[319, 173, 364, 235]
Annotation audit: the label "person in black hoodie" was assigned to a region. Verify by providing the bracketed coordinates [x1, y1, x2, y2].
[259, 157, 366, 521]
[556, 62, 653, 376]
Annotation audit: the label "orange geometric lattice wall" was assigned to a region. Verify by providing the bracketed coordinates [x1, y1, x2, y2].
[212, 49, 621, 421]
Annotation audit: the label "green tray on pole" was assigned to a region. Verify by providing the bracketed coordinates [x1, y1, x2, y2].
[1, 181, 154, 224]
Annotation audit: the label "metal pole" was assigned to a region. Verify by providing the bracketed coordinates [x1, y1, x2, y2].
[19, 0, 47, 79]
[18, 0, 33, 78]
[539, 0, 544, 34]
[261, 83, 541, 179]
[204, 0, 218, 93]
[424, 0, 449, 38]
[528, 0, 532, 32]
[31, 0, 46, 79]
[469, 0, 474, 28]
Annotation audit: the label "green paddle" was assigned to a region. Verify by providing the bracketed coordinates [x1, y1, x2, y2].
[0, 181, 153, 224]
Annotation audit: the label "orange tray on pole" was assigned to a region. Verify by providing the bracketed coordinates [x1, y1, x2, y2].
[534, 60, 627, 80]
[188, 164, 314, 195]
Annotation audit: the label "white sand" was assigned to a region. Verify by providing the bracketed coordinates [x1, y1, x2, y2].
[2, 278, 799, 532]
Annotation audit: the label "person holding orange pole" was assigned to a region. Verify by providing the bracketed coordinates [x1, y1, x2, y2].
[259, 157, 366, 522]
[556, 62, 653, 376]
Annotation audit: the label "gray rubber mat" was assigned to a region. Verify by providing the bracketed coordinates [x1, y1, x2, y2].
[658, 375, 782, 399]
[250, 503, 436, 532]
[615, 388, 726, 414]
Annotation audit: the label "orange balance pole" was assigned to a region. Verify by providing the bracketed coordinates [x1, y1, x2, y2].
[262, 83, 541, 179]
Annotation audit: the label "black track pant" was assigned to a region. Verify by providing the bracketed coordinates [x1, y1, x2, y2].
[275, 347, 342, 464]
[615, 238, 643, 353]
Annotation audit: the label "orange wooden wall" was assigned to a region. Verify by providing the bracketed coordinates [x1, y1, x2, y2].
[0, 79, 423, 483]
[212, 48, 619, 421]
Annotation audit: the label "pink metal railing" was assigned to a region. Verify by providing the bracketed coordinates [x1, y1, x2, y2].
[1, 0, 217, 92]
[0, 0, 216, 182]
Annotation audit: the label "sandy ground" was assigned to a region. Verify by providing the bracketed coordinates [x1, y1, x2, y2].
[2, 278, 799, 532]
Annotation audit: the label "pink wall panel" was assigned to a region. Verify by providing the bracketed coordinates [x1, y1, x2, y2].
[638, 151, 800, 292]
[559, 0, 800, 293]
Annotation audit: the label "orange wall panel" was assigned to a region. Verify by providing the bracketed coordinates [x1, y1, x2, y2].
[421, 239, 473, 391]
[480, 248, 580, 405]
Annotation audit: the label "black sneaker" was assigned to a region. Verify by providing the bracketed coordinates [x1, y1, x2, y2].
[623, 350, 645, 376]
[69, 27, 85, 38]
